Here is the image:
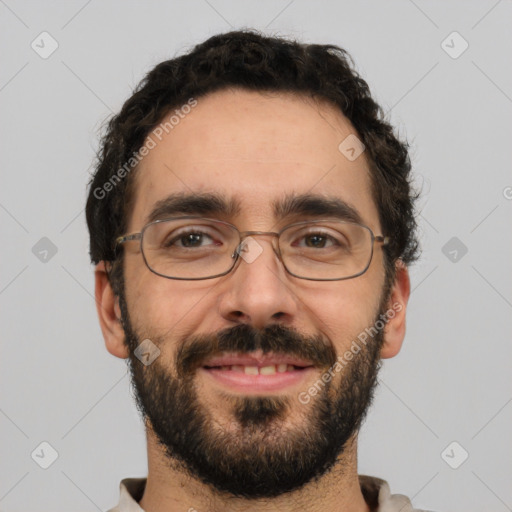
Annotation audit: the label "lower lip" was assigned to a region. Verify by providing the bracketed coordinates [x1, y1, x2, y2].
[198, 367, 316, 392]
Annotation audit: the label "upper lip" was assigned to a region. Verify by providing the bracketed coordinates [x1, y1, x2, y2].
[203, 351, 314, 368]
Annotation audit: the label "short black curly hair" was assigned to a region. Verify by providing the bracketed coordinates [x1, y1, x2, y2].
[86, 29, 419, 293]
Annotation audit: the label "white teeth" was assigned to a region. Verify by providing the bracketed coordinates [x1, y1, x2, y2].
[259, 365, 277, 375]
[213, 364, 299, 374]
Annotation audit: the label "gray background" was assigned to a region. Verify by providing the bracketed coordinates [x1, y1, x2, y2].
[1, 1, 511, 511]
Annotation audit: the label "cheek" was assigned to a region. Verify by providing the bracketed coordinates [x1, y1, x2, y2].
[303, 278, 382, 349]
[125, 264, 215, 337]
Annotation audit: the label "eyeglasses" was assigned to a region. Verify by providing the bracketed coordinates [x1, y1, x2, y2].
[115, 216, 389, 281]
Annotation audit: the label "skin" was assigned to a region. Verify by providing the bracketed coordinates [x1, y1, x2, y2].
[95, 88, 410, 512]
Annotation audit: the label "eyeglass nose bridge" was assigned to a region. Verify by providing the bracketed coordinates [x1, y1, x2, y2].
[232, 230, 282, 260]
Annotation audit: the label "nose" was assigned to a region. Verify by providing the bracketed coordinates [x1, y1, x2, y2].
[217, 235, 298, 329]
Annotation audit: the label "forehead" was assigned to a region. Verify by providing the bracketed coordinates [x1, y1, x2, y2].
[128, 88, 379, 231]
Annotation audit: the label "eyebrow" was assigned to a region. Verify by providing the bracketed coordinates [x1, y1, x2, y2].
[146, 192, 241, 224]
[273, 193, 363, 225]
[145, 192, 363, 226]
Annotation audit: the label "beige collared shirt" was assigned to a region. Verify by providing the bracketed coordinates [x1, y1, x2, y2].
[106, 475, 433, 511]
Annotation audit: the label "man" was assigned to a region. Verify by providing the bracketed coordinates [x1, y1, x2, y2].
[86, 30, 427, 511]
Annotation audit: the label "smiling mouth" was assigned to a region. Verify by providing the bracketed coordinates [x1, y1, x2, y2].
[200, 352, 316, 392]
[203, 364, 311, 375]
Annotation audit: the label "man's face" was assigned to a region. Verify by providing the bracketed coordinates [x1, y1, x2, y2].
[117, 89, 391, 497]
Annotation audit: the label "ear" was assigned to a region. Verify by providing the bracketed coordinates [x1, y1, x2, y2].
[380, 261, 411, 359]
[94, 261, 130, 359]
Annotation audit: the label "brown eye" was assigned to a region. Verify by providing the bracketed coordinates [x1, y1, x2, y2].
[165, 230, 216, 248]
[304, 234, 329, 248]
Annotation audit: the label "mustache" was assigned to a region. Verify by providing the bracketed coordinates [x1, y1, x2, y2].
[176, 323, 337, 378]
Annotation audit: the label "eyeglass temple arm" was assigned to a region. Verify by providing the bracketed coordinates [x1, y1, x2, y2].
[115, 233, 142, 246]
[375, 235, 390, 245]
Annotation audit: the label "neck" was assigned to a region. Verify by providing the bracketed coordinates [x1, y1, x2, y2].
[138, 426, 370, 512]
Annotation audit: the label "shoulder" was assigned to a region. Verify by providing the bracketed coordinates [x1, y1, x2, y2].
[105, 477, 147, 512]
[359, 474, 437, 512]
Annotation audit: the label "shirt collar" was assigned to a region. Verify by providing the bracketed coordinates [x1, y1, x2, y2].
[108, 475, 416, 512]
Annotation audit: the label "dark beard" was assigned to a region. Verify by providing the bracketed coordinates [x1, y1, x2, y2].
[119, 292, 385, 499]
